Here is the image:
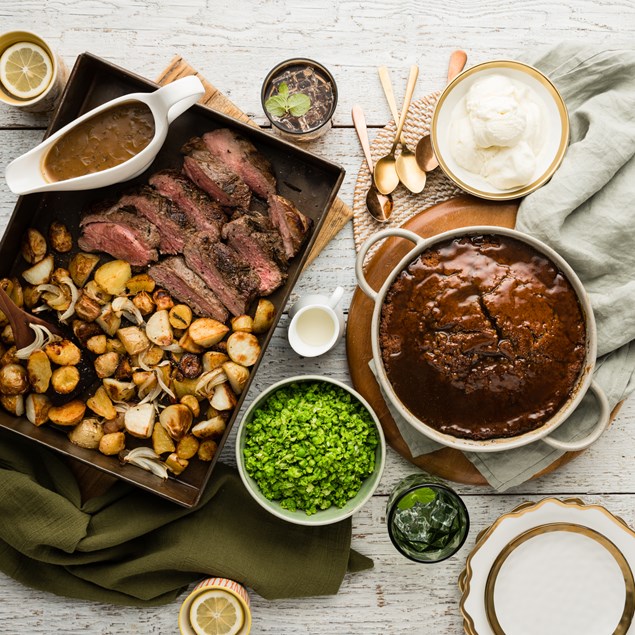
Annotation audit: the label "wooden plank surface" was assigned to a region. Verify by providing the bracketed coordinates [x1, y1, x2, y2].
[1, 2, 635, 634]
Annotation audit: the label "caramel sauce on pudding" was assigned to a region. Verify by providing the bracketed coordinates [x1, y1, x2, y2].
[42, 101, 155, 182]
[379, 235, 586, 440]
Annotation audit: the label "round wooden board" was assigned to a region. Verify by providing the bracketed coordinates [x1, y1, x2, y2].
[347, 195, 588, 486]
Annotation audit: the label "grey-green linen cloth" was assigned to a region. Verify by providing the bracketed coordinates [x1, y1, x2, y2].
[378, 43, 635, 490]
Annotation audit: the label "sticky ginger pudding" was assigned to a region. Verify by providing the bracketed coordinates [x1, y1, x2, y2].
[379, 234, 586, 440]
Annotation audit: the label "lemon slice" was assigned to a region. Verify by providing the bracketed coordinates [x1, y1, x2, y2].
[189, 589, 245, 635]
[0, 42, 53, 100]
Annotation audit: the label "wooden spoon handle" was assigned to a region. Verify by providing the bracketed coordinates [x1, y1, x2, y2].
[351, 105, 375, 174]
[447, 50, 468, 83]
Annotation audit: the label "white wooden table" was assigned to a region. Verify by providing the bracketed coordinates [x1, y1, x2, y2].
[1, 2, 635, 633]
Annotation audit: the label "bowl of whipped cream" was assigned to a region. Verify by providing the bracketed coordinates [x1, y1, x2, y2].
[431, 60, 569, 200]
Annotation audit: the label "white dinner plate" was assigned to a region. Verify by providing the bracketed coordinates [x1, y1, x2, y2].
[459, 498, 635, 635]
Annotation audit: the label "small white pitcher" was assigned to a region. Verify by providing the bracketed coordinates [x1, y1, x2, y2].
[5, 75, 205, 195]
[288, 286, 345, 357]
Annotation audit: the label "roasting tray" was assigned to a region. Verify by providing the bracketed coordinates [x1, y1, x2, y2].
[0, 53, 345, 507]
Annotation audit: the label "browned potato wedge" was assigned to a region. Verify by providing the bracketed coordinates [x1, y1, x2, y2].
[135, 344, 164, 367]
[117, 326, 150, 356]
[114, 356, 133, 381]
[226, 332, 260, 367]
[48, 400, 86, 426]
[86, 385, 117, 420]
[180, 394, 200, 417]
[197, 439, 218, 462]
[0, 363, 29, 395]
[172, 376, 200, 400]
[86, 334, 107, 355]
[188, 318, 229, 348]
[1, 324, 14, 345]
[152, 421, 175, 455]
[126, 273, 155, 294]
[222, 361, 250, 395]
[23, 284, 43, 309]
[231, 315, 253, 333]
[169, 304, 192, 330]
[72, 320, 102, 346]
[45, 339, 81, 366]
[83, 280, 112, 305]
[22, 254, 54, 286]
[68, 418, 103, 449]
[191, 415, 227, 439]
[165, 452, 188, 475]
[25, 393, 51, 426]
[74, 293, 102, 322]
[210, 383, 237, 411]
[102, 413, 125, 434]
[69, 252, 100, 288]
[94, 260, 132, 295]
[94, 352, 120, 379]
[0, 393, 24, 416]
[202, 351, 229, 372]
[51, 365, 80, 395]
[253, 299, 275, 334]
[176, 434, 199, 460]
[8, 277, 23, 307]
[178, 331, 204, 354]
[102, 378, 135, 402]
[0, 347, 18, 367]
[96, 303, 122, 337]
[159, 404, 193, 440]
[145, 310, 173, 347]
[106, 338, 127, 355]
[21, 228, 47, 264]
[26, 350, 52, 393]
[48, 221, 73, 253]
[99, 431, 126, 456]
[124, 403, 155, 438]
[133, 291, 155, 316]
[152, 288, 174, 311]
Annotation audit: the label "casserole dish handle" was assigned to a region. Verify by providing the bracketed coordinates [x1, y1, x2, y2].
[355, 228, 425, 301]
[542, 381, 611, 451]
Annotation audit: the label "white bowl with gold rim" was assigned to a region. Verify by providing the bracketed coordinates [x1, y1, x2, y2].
[431, 60, 569, 201]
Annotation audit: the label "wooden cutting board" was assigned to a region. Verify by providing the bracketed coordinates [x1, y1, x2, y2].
[346, 195, 596, 485]
[156, 56, 353, 267]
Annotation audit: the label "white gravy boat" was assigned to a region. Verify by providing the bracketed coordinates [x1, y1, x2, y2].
[5, 75, 205, 195]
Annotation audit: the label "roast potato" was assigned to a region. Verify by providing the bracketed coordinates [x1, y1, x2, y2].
[126, 273, 155, 294]
[226, 332, 260, 367]
[48, 221, 73, 253]
[45, 339, 81, 366]
[169, 304, 192, 330]
[253, 299, 275, 334]
[188, 318, 229, 347]
[0, 363, 29, 395]
[22, 254, 54, 286]
[25, 393, 51, 426]
[68, 418, 103, 449]
[86, 385, 117, 420]
[26, 350, 52, 393]
[94, 260, 132, 295]
[48, 400, 86, 426]
[69, 252, 100, 288]
[99, 431, 126, 456]
[124, 403, 156, 438]
[159, 404, 193, 440]
[21, 228, 47, 264]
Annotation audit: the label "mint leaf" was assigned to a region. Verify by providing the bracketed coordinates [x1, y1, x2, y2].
[288, 92, 311, 117]
[265, 95, 288, 117]
[278, 82, 289, 98]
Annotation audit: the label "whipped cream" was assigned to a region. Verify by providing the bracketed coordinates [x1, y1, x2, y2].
[449, 74, 545, 190]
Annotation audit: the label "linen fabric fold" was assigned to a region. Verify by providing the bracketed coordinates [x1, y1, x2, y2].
[372, 43, 635, 490]
[0, 430, 372, 606]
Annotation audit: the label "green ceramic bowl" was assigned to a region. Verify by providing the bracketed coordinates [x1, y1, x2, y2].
[235, 375, 386, 526]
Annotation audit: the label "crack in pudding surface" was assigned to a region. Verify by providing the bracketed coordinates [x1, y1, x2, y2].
[379, 234, 586, 440]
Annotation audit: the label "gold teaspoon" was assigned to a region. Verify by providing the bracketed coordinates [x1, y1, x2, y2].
[374, 64, 419, 195]
[378, 66, 427, 194]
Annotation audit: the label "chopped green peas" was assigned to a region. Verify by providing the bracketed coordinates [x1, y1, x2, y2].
[243, 381, 379, 515]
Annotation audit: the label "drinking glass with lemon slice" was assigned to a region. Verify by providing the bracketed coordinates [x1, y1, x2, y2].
[0, 31, 67, 112]
[179, 577, 252, 635]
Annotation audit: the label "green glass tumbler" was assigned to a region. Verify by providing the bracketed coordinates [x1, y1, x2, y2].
[386, 473, 470, 563]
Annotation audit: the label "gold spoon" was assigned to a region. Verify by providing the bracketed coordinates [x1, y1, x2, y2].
[415, 50, 468, 172]
[351, 105, 394, 222]
[374, 64, 419, 196]
[378, 66, 427, 194]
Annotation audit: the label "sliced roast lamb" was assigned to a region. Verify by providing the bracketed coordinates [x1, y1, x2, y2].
[79, 206, 160, 266]
[266, 194, 313, 258]
[118, 187, 192, 255]
[184, 237, 259, 316]
[148, 256, 228, 322]
[182, 137, 251, 209]
[222, 215, 288, 295]
[149, 169, 227, 239]
[201, 129, 277, 198]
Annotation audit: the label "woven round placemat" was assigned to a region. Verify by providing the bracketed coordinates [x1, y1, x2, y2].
[353, 91, 463, 258]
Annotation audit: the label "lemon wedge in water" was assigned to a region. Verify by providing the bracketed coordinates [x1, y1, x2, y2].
[0, 42, 53, 100]
[189, 589, 245, 635]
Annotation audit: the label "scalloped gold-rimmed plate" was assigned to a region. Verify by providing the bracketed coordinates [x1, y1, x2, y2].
[459, 498, 635, 635]
[431, 60, 569, 201]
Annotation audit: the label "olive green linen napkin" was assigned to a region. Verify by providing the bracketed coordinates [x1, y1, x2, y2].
[0, 430, 372, 605]
[375, 43, 635, 490]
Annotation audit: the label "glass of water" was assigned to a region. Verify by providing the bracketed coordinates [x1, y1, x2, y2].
[386, 473, 470, 563]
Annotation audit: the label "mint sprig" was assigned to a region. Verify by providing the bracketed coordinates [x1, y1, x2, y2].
[265, 82, 311, 118]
